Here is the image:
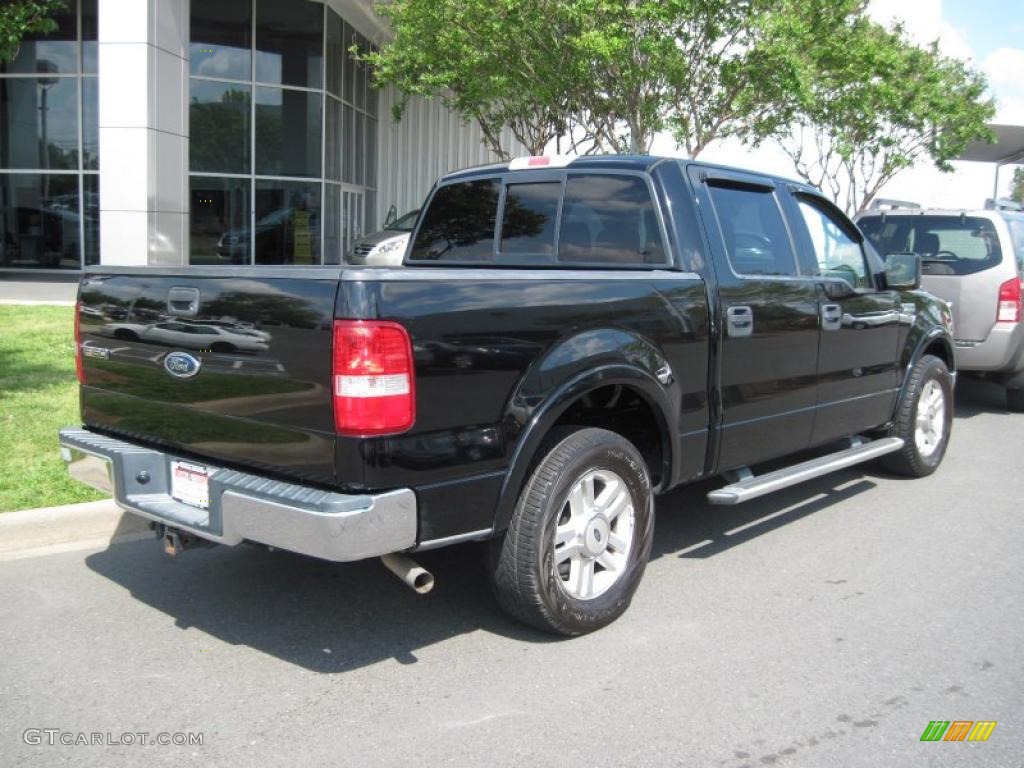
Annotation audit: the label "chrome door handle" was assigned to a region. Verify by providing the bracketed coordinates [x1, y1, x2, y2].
[726, 305, 753, 338]
[822, 303, 842, 331]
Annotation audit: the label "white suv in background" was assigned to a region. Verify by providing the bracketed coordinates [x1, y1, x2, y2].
[857, 207, 1024, 410]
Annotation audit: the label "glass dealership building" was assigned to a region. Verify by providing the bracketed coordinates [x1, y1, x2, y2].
[0, 0, 519, 272]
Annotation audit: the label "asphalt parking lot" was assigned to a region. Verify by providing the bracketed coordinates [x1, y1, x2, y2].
[1, 377, 1021, 767]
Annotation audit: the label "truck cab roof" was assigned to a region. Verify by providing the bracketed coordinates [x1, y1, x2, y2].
[439, 154, 819, 196]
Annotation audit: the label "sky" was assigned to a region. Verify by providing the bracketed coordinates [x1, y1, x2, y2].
[651, 0, 1024, 210]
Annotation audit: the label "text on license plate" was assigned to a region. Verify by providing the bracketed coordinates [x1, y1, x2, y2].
[170, 460, 210, 509]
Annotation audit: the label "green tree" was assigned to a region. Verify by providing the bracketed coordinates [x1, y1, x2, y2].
[0, 0, 67, 63]
[579, 0, 863, 155]
[774, 19, 994, 214]
[363, 0, 862, 158]
[362, 0, 582, 157]
[1011, 167, 1024, 204]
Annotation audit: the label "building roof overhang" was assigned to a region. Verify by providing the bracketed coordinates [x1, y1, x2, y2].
[957, 123, 1024, 166]
[324, 0, 392, 43]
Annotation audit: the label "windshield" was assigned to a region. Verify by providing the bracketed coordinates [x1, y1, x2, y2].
[858, 214, 1003, 276]
[385, 210, 419, 232]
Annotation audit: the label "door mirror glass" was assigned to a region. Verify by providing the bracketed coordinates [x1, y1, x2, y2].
[884, 252, 921, 290]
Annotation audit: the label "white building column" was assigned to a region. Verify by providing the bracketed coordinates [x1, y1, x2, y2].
[98, 0, 189, 266]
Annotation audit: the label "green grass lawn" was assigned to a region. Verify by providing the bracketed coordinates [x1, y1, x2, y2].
[0, 305, 106, 512]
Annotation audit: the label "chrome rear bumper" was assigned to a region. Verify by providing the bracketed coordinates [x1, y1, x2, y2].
[58, 427, 416, 562]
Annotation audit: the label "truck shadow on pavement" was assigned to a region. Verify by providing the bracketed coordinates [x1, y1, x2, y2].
[83, 379, 993, 673]
[85, 536, 551, 674]
[83, 471, 879, 672]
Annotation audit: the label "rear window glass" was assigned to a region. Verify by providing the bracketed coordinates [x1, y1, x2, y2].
[409, 179, 499, 261]
[500, 182, 559, 255]
[858, 215, 1003, 276]
[558, 174, 666, 264]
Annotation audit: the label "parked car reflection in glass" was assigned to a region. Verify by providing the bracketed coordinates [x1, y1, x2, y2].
[215, 205, 320, 264]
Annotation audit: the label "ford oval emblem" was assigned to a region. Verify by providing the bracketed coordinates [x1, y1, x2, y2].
[163, 351, 201, 379]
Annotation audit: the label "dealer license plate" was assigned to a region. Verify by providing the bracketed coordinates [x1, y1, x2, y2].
[170, 460, 210, 510]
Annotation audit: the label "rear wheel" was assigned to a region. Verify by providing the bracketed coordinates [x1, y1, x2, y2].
[1006, 387, 1024, 412]
[490, 427, 654, 636]
[880, 354, 953, 477]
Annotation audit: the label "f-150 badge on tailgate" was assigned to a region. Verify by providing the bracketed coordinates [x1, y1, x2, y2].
[163, 351, 201, 378]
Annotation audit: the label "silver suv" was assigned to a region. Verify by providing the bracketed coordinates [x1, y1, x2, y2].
[857, 207, 1024, 410]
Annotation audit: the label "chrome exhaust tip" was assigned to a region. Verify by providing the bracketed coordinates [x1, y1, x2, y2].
[380, 553, 434, 594]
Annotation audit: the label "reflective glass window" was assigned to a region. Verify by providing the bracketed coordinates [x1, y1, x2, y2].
[254, 179, 321, 264]
[189, 176, 251, 265]
[255, 0, 324, 89]
[189, 80, 251, 174]
[190, 0, 252, 80]
[0, 173, 81, 270]
[409, 179, 499, 262]
[325, 10, 344, 98]
[0, 77, 79, 170]
[558, 174, 666, 265]
[707, 184, 797, 276]
[82, 77, 98, 170]
[82, 0, 98, 73]
[83, 173, 99, 265]
[325, 96, 342, 181]
[501, 182, 560, 256]
[254, 86, 322, 177]
[324, 183, 341, 264]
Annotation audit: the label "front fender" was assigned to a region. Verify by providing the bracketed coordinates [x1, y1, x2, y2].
[893, 291, 955, 416]
[492, 328, 680, 534]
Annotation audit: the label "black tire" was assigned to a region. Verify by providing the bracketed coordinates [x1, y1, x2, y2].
[1006, 387, 1024, 413]
[879, 354, 953, 477]
[113, 329, 138, 341]
[489, 427, 654, 636]
[210, 342, 235, 353]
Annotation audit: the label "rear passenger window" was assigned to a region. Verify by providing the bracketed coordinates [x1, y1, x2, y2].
[707, 185, 797, 276]
[500, 182, 559, 255]
[409, 179, 499, 261]
[558, 174, 666, 265]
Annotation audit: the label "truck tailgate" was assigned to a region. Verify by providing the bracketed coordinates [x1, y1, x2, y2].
[77, 271, 344, 486]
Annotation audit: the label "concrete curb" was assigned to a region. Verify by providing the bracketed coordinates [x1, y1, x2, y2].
[0, 499, 152, 562]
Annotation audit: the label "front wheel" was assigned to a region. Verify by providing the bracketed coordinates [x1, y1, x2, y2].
[489, 427, 654, 636]
[879, 354, 953, 477]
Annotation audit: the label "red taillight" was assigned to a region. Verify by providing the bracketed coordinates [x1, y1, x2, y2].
[332, 320, 415, 436]
[997, 277, 1022, 323]
[74, 301, 85, 384]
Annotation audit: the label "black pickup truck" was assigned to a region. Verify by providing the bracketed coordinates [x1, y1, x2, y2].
[60, 155, 955, 635]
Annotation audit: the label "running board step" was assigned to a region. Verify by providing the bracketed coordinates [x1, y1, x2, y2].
[707, 437, 905, 505]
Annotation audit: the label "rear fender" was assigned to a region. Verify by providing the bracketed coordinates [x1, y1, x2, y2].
[492, 329, 678, 534]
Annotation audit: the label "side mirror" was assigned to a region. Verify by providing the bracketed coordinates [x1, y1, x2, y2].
[884, 252, 921, 290]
